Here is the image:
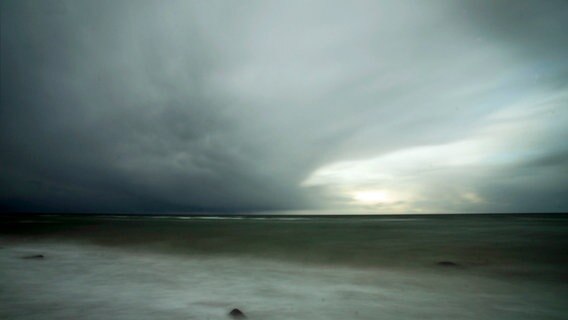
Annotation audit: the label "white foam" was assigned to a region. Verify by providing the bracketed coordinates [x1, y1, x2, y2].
[0, 241, 566, 320]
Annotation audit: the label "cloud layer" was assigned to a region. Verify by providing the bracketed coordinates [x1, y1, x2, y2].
[1, 0, 567, 213]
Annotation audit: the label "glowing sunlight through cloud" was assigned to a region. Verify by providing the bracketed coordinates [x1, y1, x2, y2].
[302, 92, 566, 213]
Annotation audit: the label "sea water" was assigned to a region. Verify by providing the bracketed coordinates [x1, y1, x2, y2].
[1, 214, 567, 320]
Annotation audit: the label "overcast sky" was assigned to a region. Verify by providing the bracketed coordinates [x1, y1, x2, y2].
[1, 0, 567, 214]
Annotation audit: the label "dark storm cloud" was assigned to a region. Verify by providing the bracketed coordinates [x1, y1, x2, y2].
[1, 0, 567, 213]
[0, 0, 305, 212]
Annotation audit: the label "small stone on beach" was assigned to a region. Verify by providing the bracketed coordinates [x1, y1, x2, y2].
[229, 308, 246, 318]
[22, 254, 44, 259]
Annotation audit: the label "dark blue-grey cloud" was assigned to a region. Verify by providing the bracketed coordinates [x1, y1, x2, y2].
[1, 0, 567, 213]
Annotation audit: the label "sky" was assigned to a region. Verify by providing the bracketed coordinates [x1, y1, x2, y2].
[1, 0, 567, 214]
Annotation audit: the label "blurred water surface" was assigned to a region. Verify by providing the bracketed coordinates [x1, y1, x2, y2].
[1, 214, 567, 319]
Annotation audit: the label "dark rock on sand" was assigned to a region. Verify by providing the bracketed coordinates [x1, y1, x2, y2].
[437, 261, 458, 266]
[22, 254, 44, 259]
[229, 308, 246, 318]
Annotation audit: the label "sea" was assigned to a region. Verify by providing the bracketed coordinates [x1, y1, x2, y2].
[1, 213, 567, 320]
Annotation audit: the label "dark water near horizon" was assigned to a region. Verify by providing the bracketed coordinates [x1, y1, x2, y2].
[1, 214, 567, 319]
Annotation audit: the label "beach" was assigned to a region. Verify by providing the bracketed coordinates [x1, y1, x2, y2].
[1, 214, 567, 319]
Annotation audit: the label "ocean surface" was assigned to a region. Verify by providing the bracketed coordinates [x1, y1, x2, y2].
[1, 214, 567, 320]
